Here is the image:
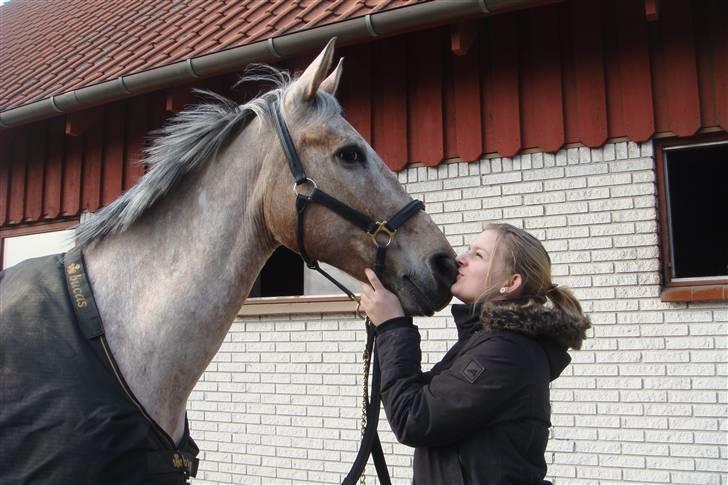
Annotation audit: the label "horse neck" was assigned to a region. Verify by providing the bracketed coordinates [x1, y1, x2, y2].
[84, 124, 277, 443]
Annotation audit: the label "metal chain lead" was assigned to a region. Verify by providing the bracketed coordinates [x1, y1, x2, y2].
[359, 319, 373, 485]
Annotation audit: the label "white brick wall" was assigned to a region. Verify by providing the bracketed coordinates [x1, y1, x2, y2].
[189, 142, 728, 485]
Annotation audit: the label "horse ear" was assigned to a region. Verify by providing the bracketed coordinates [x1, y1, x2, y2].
[320, 57, 344, 96]
[286, 37, 336, 106]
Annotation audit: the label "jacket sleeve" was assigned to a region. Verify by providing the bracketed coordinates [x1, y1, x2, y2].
[375, 320, 527, 448]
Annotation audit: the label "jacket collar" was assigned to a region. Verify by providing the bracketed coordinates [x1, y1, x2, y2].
[480, 302, 591, 351]
[450, 304, 483, 341]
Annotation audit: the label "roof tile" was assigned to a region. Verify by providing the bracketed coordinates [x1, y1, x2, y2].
[0, 0, 421, 112]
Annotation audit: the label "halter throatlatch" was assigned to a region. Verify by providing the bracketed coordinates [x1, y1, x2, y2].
[270, 100, 423, 485]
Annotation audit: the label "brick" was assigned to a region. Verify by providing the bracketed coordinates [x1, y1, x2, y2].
[622, 469, 671, 482]
[503, 204, 544, 218]
[695, 457, 728, 472]
[588, 197, 634, 211]
[622, 442, 668, 458]
[671, 472, 722, 485]
[460, 186, 500, 199]
[601, 144, 616, 161]
[599, 454, 645, 468]
[598, 428, 645, 441]
[587, 172, 632, 187]
[632, 170, 656, 183]
[670, 417, 719, 431]
[482, 171, 521, 185]
[502, 181, 543, 195]
[565, 164, 608, 177]
[546, 226, 590, 239]
[524, 191, 566, 205]
[443, 175, 480, 189]
[615, 142, 629, 159]
[608, 157, 654, 173]
[597, 402, 643, 415]
[424, 189, 462, 202]
[462, 208, 504, 222]
[544, 177, 587, 191]
[406, 180, 443, 193]
[610, 182, 656, 197]
[523, 167, 565, 180]
[647, 456, 696, 471]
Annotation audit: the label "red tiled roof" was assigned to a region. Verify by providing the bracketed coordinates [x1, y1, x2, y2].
[0, 0, 419, 112]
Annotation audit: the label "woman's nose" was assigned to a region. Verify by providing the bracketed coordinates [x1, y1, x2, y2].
[456, 254, 466, 266]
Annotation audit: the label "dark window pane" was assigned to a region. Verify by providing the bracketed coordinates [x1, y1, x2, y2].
[665, 142, 728, 279]
[249, 246, 303, 297]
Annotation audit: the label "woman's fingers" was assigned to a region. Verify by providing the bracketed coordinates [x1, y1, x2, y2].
[364, 268, 384, 290]
[359, 268, 405, 326]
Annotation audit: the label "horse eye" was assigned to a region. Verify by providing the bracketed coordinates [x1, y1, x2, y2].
[336, 146, 366, 165]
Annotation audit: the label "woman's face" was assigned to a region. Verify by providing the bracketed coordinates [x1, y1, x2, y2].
[451, 230, 509, 304]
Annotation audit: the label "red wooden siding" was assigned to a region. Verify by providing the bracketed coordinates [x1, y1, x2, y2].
[482, 13, 521, 158]
[1, 0, 726, 227]
[408, 32, 445, 167]
[8, 132, 27, 224]
[44, 118, 64, 219]
[372, 37, 408, 171]
[0, 143, 10, 225]
[566, 0, 608, 147]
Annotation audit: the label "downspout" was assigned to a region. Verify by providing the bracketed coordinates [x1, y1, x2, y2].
[0, 0, 553, 130]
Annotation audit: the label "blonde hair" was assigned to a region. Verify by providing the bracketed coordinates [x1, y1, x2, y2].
[476, 223, 586, 323]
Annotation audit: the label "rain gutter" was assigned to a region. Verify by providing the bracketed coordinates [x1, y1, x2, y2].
[0, 0, 554, 130]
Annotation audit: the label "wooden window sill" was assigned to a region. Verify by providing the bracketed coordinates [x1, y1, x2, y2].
[238, 294, 359, 316]
[660, 285, 728, 303]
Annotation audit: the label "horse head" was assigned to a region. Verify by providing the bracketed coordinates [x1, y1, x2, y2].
[261, 39, 457, 316]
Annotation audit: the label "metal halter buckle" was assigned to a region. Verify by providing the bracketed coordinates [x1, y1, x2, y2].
[369, 221, 396, 248]
[292, 178, 317, 199]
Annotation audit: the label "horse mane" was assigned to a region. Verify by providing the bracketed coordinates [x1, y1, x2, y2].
[74, 65, 341, 250]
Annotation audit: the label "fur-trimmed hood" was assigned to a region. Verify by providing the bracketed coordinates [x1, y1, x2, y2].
[480, 302, 591, 351]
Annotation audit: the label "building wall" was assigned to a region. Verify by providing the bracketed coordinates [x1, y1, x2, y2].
[187, 141, 727, 485]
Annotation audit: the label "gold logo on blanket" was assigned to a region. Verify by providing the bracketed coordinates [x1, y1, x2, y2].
[67, 271, 88, 308]
[66, 263, 81, 275]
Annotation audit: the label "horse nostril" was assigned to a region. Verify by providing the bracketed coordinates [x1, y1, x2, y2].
[428, 252, 458, 286]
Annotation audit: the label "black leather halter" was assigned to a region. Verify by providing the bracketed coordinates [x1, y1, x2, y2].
[269, 100, 424, 485]
[269, 100, 424, 287]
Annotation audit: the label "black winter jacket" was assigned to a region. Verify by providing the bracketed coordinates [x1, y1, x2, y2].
[375, 303, 590, 485]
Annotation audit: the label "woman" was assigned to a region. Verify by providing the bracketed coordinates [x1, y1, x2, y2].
[360, 223, 591, 485]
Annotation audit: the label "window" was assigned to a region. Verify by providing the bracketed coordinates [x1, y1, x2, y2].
[242, 246, 362, 315]
[656, 134, 728, 302]
[1, 221, 77, 270]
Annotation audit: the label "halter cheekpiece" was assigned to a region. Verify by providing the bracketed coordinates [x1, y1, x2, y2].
[269, 100, 424, 289]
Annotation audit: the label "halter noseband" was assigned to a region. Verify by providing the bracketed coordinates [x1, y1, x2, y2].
[269, 101, 424, 295]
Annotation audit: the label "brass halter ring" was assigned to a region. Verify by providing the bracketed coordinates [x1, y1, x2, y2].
[292, 177, 317, 199]
[369, 221, 396, 248]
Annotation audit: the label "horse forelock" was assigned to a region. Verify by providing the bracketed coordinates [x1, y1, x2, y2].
[74, 65, 341, 250]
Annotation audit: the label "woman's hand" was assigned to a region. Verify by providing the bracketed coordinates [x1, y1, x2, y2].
[360, 269, 405, 326]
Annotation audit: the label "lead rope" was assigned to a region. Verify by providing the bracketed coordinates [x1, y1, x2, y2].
[359, 325, 371, 485]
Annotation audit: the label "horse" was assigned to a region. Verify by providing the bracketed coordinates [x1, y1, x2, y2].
[0, 39, 456, 483]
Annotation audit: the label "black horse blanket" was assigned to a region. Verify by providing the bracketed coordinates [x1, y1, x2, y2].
[0, 251, 199, 484]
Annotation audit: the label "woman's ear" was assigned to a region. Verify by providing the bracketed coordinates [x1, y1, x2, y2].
[501, 273, 524, 296]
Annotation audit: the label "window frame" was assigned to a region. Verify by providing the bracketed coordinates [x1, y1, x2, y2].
[0, 219, 359, 315]
[0, 219, 79, 270]
[655, 132, 728, 302]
